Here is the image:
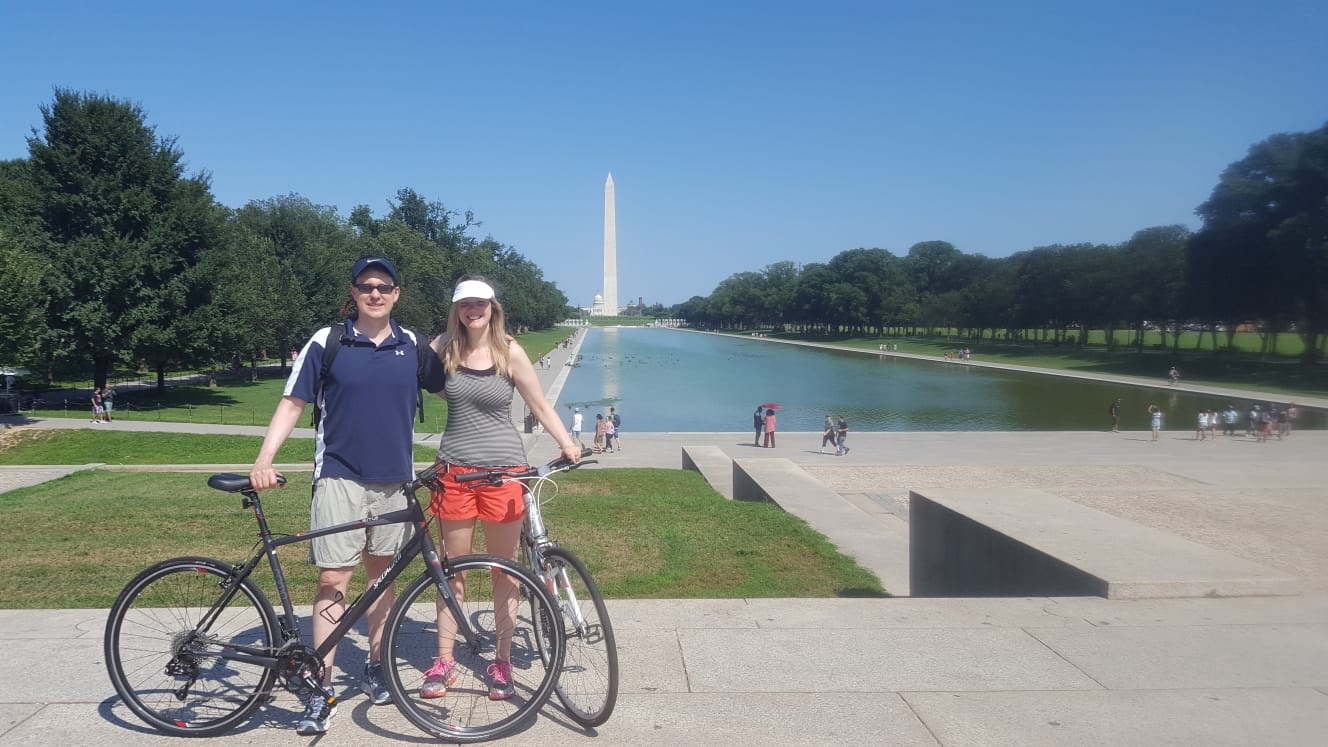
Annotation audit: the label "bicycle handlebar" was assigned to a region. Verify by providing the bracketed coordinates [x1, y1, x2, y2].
[448, 448, 597, 486]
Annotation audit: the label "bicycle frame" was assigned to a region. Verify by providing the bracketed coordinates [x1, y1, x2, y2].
[191, 478, 478, 685]
[519, 478, 598, 639]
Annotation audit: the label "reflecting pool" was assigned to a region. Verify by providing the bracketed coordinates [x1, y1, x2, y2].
[555, 328, 1323, 432]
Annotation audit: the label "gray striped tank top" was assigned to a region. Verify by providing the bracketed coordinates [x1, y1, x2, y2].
[435, 365, 527, 467]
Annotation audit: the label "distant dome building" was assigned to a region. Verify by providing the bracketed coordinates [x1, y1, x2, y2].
[590, 292, 608, 316]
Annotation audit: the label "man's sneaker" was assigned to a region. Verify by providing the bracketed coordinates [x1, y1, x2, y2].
[361, 661, 391, 705]
[295, 691, 337, 735]
[420, 657, 458, 699]
[487, 660, 514, 701]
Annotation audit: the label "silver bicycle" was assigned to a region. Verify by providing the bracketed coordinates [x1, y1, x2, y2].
[454, 451, 619, 727]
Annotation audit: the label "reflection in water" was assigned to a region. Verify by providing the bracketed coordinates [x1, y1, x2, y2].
[555, 328, 1324, 433]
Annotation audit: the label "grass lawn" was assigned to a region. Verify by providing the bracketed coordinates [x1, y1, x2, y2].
[18, 328, 577, 427]
[0, 468, 886, 607]
[727, 331, 1328, 399]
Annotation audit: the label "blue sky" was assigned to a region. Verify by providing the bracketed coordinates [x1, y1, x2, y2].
[2, 1, 1325, 309]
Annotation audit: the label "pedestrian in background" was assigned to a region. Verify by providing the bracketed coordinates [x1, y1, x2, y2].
[99, 386, 115, 422]
[569, 407, 584, 447]
[89, 387, 104, 423]
[609, 406, 623, 451]
[820, 415, 836, 453]
[762, 408, 776, 448]
[835, 415, 850, 455]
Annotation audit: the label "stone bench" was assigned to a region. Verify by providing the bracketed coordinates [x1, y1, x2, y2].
[909, 488, 1301, 599]
[733, 457, 910, 595]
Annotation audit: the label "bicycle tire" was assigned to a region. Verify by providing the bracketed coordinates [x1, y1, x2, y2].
[381, 554, 565, 743]
[103, 556, 280, 737]
[529, 546, 619, 727]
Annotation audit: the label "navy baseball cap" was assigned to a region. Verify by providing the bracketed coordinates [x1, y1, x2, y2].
[351, 256, 400, 284]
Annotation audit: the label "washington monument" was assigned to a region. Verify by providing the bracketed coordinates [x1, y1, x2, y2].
[602, 173, 618, 315]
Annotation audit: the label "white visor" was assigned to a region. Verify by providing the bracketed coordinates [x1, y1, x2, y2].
[452, 280, 496, 302]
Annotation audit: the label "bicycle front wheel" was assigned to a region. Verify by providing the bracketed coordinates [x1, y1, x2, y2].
[382, 555, 564, 743]
[532, 546, 619, 727]
[103, 557, 280, 737]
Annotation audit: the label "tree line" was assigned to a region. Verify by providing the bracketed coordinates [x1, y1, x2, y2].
[0, 90, 572, 390]
[677, 122, 1328, 364]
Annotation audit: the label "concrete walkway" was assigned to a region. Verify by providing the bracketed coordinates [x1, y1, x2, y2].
[2, 339, 1327, 744]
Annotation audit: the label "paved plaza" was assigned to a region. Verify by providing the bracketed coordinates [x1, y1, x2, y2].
[1, 331, 1326, 745]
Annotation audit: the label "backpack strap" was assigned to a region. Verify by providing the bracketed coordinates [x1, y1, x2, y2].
[310, 319, 352, 429]
[403, 327, 428, 424]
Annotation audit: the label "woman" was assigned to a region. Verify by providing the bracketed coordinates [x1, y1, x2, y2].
[762, 407, 776, 448]
[593, 413, 607, 453]
[820, 415, 835, 453]
[1148, 404, 1163, 442]
[90, 387, 104, 424]
[423, 275, 581, 700]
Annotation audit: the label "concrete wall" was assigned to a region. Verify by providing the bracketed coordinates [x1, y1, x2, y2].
[909, 492, 1108, 597]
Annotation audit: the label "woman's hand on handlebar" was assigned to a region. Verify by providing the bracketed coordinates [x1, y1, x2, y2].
[558, 441, 584, 464]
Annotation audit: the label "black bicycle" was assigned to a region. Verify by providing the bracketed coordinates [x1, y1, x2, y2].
[103, 464, 564, 743]
[454, 451, 619, 727]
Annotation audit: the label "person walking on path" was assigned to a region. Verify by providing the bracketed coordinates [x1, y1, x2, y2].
[1109, 398, 1121, 432]
[101, 386, 115, 422]
[1148, 404, 1163, 442]
[820, 415, 836, 453]
[836, 415, 850, 455]
[90, 387, 104, 424]
[609, 406, 623, 451]
[1168, 366, 1181, 386]
[753, 405, 764, 446]
[570, 407, 584, 447]
[603, 412, 617, 453]
[424, 274, 581, 702]
[762, 407, 777, 448]
[593, 413, 607, 453]
[248, 256, 446, 735]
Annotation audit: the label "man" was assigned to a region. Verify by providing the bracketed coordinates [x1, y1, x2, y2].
[609, 406, 623, 451]
[1109, 398, 1121, 433]
[570, 407, 584, 446]
[249, 256, 445, 736]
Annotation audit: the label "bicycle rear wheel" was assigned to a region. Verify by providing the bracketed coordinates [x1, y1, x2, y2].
[103, 557, 280, 737]
[530, 546, 619, 727]
[382, 555, 564, 743]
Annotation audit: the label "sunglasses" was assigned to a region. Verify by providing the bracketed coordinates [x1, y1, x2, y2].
[353, 282, 397, 294]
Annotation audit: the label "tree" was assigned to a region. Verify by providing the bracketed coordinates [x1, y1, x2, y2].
[24, 89, 224, 389]
[1190, 123, 1328, 362]
[0, 159, 48, 368]
[232, 194, 357, 355]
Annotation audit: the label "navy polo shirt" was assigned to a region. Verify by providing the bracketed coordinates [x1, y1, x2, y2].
[286, 319, 445, 483]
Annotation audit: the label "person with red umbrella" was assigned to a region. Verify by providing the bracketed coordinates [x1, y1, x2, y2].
[762, 406, 778, 448]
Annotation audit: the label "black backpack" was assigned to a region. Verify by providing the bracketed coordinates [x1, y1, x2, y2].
[310, 318, 429, 428]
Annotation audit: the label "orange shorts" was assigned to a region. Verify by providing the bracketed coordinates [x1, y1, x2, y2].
[428, 463, 527, 523]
